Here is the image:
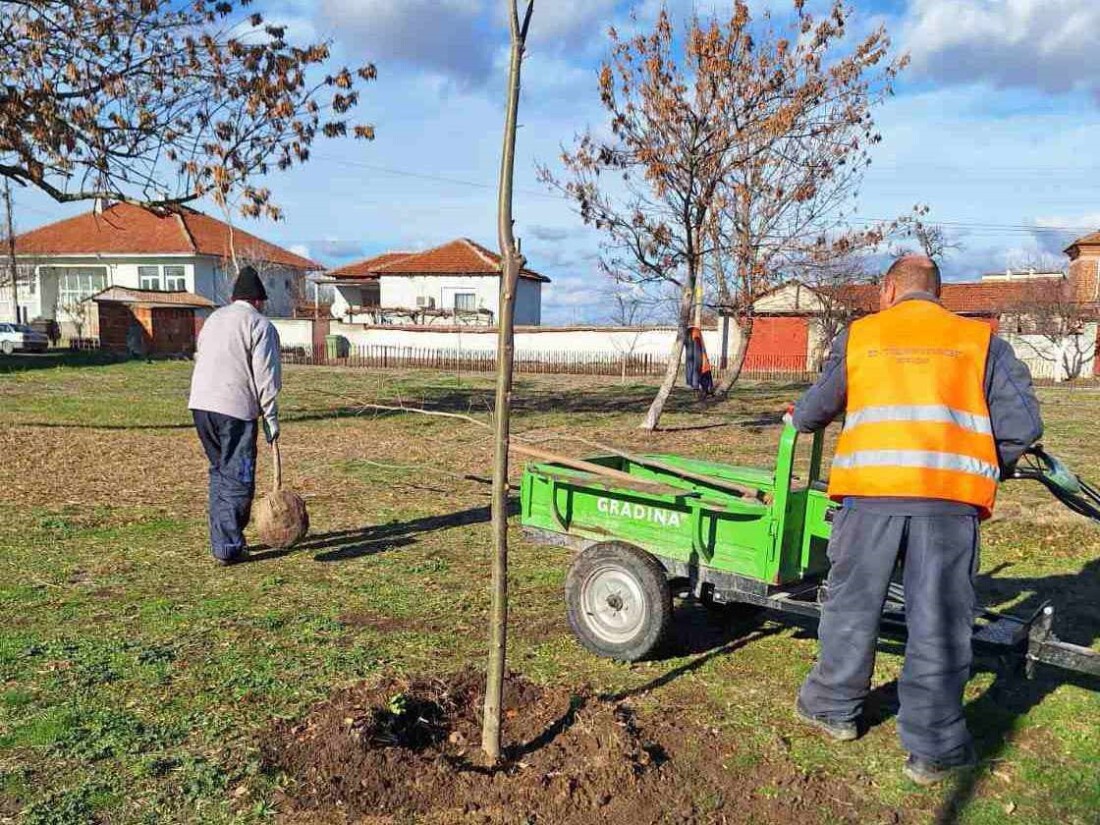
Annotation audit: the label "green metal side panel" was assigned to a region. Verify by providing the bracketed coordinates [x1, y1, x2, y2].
[521, 468, 776, 581]
[520, 426, 837, 587]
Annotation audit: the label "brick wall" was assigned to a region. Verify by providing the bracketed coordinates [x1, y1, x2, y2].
[1069, 248, 1100, 304]
[97, 304, 140, 353]
[95, 304, 196, 355]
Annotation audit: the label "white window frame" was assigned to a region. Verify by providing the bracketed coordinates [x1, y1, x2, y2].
[454, 292, 477, 312]
[56, 267, 108, 308]
[138, 265, 161, 291]
[163, 265, 187, 292]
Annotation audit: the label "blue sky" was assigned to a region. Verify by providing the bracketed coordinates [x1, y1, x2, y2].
[13, 0, 1100, 324]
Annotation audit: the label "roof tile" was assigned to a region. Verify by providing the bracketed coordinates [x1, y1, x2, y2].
[369, 238, 550, 282]
[823, 279, 1060, 315]
[14, 202, 319, 270]
[90, 286, 216, 308]
[329, 252, 412, 280]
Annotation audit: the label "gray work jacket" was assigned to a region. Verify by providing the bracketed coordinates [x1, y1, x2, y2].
[792, 294, 1044, 515]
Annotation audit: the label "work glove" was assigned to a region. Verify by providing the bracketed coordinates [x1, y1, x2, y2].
[262, 417, 280, 445]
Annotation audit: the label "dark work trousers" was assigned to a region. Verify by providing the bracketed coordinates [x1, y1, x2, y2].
[798, 508, 980, 764]
[193, 410, 258, 562]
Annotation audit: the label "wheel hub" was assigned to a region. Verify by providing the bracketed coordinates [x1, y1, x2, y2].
[581, 565, 647, 644]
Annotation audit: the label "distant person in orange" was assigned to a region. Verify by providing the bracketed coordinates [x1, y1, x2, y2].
[789, 256, 1043, 785]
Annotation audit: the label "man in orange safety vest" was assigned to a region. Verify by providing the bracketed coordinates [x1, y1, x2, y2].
[789, 255, 1043, 785]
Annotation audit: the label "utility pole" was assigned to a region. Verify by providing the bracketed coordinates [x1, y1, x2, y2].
[482, 0, 533, 764]
[3, 180, 18, 323]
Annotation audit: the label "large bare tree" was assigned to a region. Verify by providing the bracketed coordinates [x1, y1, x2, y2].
[1, 0, 375, 219]
[545, 1, 906, 428]
[705, 2, 906, 393]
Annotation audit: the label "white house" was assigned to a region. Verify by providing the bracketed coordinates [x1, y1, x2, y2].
[6, 202, 320, 333]
[324, 238, 550, 326]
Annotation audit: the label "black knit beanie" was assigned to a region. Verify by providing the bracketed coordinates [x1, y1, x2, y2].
[231, 266, 268, 302]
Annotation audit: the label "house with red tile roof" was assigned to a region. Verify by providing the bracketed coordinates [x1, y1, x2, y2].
[5, 202, 320, 331]
[323, 238, 550, 326]
[744, 256, 1098, 380]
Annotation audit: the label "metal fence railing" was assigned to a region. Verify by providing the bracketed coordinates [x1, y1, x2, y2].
[279, 344, 828, 382]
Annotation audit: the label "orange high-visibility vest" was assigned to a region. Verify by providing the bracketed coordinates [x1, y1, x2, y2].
[828, 299, 1000, 519]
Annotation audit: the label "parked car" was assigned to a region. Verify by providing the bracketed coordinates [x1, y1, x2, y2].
[0, 323, 50, 355]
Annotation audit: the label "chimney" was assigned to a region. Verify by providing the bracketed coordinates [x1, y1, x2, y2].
[93, 197, 105, 216]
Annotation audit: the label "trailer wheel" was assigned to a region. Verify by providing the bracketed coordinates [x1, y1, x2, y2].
[565, 542, 672, 662]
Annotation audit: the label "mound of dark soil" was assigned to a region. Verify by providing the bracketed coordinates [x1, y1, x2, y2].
[262, 669, 904, 824]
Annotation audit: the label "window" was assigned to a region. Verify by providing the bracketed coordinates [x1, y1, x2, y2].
[454, 293, 477, 312]
[163, 266, 186, 291]
[138, 266, 161, 290]
[57, 268, 107, 308]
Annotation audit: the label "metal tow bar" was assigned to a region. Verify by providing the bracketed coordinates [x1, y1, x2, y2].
[1025, 603, 1100, 679]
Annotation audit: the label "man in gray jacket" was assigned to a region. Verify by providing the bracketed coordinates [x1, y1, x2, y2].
[189, 266, 282, 565]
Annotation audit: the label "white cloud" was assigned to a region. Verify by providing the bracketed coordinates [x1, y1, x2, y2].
[317, 0, 496, 83]
[522, 0, 618, 48]
[902, 0, 1100, 97]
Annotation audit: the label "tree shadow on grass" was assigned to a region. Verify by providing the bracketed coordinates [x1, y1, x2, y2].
[604, 602, 784, 702]
[242, 501, 514, 565]
[0, 350, 125, 373]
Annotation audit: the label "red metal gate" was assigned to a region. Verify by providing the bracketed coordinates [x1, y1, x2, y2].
[744, 317, 809, 372]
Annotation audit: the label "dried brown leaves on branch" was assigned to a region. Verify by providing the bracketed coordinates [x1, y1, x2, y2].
[542, 1, 908, 424]
[0, 0, 376, 219]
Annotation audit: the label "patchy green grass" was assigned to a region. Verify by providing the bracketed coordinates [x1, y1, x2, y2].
[0, 357, 1096, 823]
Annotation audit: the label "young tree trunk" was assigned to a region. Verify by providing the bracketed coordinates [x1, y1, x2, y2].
[716, 315, 754, 397]
[482, 0, 533, 764]
[639, 277, 694, 431]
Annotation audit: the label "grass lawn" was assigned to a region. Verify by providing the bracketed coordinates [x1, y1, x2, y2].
[0, 356, 1097, 824]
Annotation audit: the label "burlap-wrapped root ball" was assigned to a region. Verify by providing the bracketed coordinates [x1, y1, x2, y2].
[255, 489, 310, 549]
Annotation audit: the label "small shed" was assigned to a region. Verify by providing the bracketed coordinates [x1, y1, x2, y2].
[90, 287, 216, 356]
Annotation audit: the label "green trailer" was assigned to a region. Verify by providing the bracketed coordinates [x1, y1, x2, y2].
[520, 424, 1100, 678]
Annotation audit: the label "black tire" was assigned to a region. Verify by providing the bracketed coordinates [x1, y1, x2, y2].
[0, 341, 13, 356]
[565, 541, 672, 662]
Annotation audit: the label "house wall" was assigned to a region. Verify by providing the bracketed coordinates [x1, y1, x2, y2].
[380, 274, 497, 313]
[19, 255, 306, 334]
[273, 320, 726, 360]
[273, 319, 315, 349]
[349, 274, 545, 325]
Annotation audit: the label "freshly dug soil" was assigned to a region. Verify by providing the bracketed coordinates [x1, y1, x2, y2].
[262, 669, 904, 825]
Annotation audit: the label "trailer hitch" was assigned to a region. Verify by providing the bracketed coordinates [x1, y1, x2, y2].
[1026, 602, 1100, 679]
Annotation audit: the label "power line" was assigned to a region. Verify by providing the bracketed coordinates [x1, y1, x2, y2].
[316, 154, 1098, 235]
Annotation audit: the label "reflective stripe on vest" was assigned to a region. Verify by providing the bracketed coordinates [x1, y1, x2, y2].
[843, 404, 993, 437]
[831, 450, 1000, 481]
[827, 299, 1000, 518]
